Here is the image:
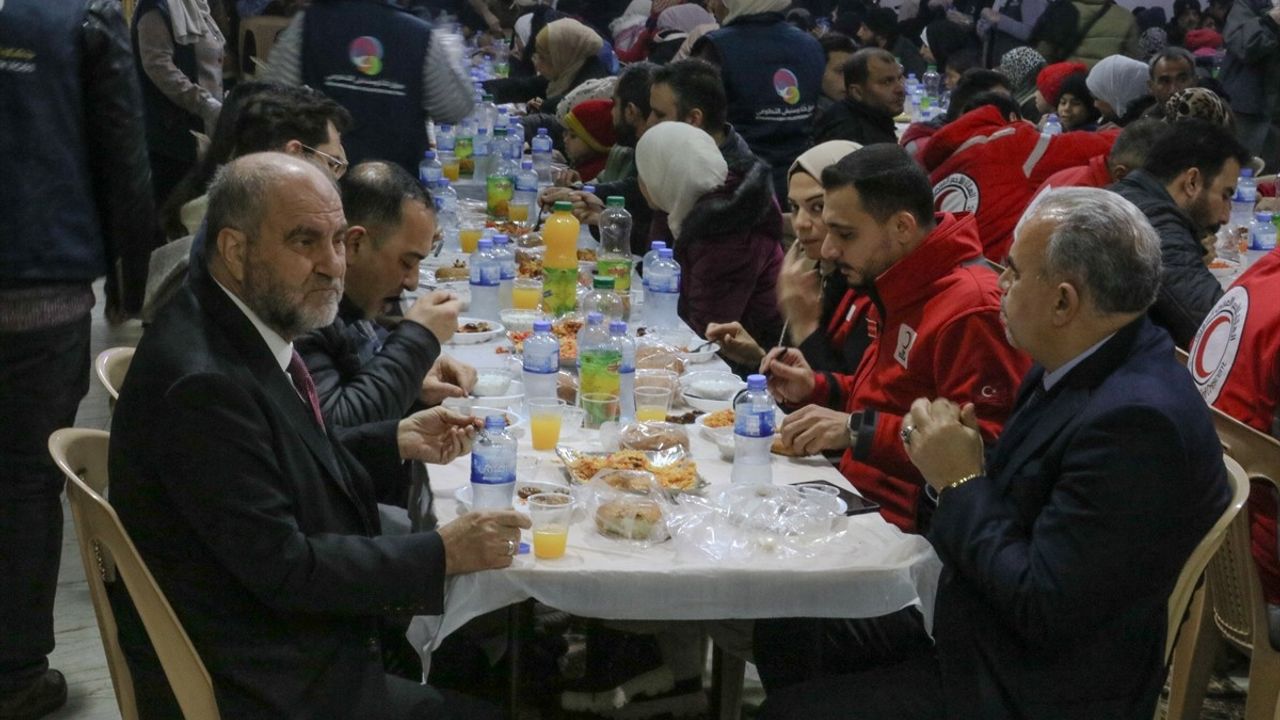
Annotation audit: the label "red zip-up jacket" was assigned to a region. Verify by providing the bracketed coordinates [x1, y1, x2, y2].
[805, 213, 1032, 532]
[924, 105, 1117, 262]
[1189, 248, 1280, 604]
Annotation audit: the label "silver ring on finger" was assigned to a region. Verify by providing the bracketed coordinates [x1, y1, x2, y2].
[901, 424, 916, 446]
[505, 538, 517, 556]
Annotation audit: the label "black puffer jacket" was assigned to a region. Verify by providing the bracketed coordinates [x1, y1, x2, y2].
[1110, 170, 1224, 347]
[813, 97, 900, 146]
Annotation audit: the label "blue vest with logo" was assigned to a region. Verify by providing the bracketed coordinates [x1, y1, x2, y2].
[301, 0, 430, 174]
[132, 0, 200, 162]
[0, 0, 106, 281]
[703, 14, 823, 184]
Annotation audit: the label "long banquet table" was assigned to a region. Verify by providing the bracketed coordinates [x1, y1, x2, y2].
[405, 322, 943, 669]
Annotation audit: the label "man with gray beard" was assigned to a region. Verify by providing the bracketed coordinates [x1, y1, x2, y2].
[108, 153, 520, 719]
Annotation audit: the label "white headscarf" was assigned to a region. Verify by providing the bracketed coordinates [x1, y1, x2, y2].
[722, 0, 790, 25]
[514, 14, 534, 48]
[636, 122, 729, 238]
[1086, 55, 1150, 119]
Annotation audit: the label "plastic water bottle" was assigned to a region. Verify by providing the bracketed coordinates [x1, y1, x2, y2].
[479, 93, 498, 135]
[471, 415, 517, 510]
[419, 150, 443, 188]
[1042, 113, 1062, 136]
[731, 375, 776, 485]
[577, 312, 620, 398]
[511, 160, 539, 227]
[645, 248, 680, 331]
[905, 73, 919, 95]
[1238, 168, 1258, 203]
[599, 197, 634, 314]
[472, 127, 492, 183]
[922, 64, 941, 100]
[490, 234, 516, 307]
[641, 240, 667, 288]
[522, 320, 560, 401]
[532, 128, 554, 185]
[908, 88, 923, 122]
[436, 123, 456, 154]
[469, 238, 501, 321]
[486, 132, 518, 218]
[610, 321, 636, 421]
[1253, 212, 1277, 251]
[1231, 169, 1257, 240]
[581, 275, 624, 321]
[435, 179, 459, 249]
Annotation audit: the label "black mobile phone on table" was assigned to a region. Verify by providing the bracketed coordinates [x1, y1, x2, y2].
[790, 480, 880, 516]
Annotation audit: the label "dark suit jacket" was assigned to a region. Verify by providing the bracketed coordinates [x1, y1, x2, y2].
[928, 316, 1230, 719]
[109, 269, 448, 719]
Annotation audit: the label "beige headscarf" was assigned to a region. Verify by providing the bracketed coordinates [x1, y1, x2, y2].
[535, 19, 604, 98]
[673, 22, 719, 61]
[636, 122, 728, 238]
[789, 140, 863, 181]
[722, 0, 790, 24]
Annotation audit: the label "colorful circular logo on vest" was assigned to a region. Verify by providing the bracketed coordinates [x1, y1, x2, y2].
[773, 69, 801, 105]
[349, 36, 384, 76]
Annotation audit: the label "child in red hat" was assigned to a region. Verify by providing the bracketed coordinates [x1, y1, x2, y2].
[563, 98, 617, 183]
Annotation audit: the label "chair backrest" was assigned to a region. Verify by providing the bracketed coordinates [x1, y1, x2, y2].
[1165, 454, 1249, 663]
[1208, 410, 1280, 654]
[238, 15, 291, 78]
[48, 429, 220, 720]
[94, 347, 135, 403]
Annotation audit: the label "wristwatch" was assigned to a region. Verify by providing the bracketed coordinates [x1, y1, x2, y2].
[846, 411, 863, 448]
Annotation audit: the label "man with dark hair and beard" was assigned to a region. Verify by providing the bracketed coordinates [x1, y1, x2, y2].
[1109, 118, 1253, 347]
[108, 152, 523, 719]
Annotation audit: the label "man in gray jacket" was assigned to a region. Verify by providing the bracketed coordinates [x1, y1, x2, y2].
[1221, 0, 1280, 171]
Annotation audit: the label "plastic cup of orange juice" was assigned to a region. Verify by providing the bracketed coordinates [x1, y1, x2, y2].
[512, 278, 543, 310]
[634, 386, 672, 422]
[528, 398, 565, 451]
[459, 222, 485, 254]
[528, 493, 573, 559]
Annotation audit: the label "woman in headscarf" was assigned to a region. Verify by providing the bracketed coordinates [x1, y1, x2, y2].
[132, 0, 225, 202]
[531, 18, 609, 116]
[707, 141, 870, 372]
[997, 46, 1048, 123]
[920, 19, 974, 77]
[485, 5, 564, 103]
[649, 4, 717, 63]
[636, 122, 784, 354]
[1086, 54, 1154, 126]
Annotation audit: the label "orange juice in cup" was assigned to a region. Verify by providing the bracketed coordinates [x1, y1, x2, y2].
[512, 278, 543, 310]
[635, 407, 668, 422]
[441, 153, 460, 182]
[508, 202, 530, 224]
[459, 225, 484, 254]
[528, 398, 564, 451]
[533, 527, 568, 558]
[528, 493, 573, 560]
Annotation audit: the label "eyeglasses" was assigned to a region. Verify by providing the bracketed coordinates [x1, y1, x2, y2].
[300, 144, 348, 178]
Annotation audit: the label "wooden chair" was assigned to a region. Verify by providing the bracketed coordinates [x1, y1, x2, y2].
[1166, 413, 1280, 720]
[94, 346, 134, 406]
[48, 428, 220, 720]
[238, 15, 290, 79]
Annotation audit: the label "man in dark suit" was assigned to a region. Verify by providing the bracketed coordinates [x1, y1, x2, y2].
[109, 152, 525, 719]
[759, 187, 1231, 719]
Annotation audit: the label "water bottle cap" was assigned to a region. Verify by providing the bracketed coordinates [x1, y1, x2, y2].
[494, 126, 507, 135]
[438, 179, 450, 188]
[424, 150, 435, 159]
[483, 93, 494, 101]
[484, 415, 506, 430]
[553, 200, 573, 212]
[440, 123, 452, 131]
[658, 248, 673, 258]
[521, 160, 533, 169]
[1258, 212, 1274, 221]
[927, 64, 936, 71]
[477, 238, 493, 249]
[533, 320, 552, 332]
[606, 196, 626, 208]
[477, 128, 488, 135]
[582, 185, 597, 194]
[651, 241, 667, 250]
[592, 275, 615, 289]
[1241, 168, 1254, 178]
[609, 320, 627, 334]
[537, 127, 549, 136]
[1047, 113, 1059, 122]
[586, 311, 604, 324]
[746, 374, 767, 390]
[491, 234, 509, 245]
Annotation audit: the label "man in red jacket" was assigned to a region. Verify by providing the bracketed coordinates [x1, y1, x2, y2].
[764, 145, 1031, 533]
[1188, 248, 1280, 646]
[924, 94, 1116, 261]
[1034, 118, 1171, 197]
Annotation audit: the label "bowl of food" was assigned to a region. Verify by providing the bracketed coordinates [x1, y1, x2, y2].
[680, 371, 746, 412]
[500, 308, 546, 334]
[450, 318, 505, 345]
[694, 408, 736, 441]
[472, 368, 514, 397]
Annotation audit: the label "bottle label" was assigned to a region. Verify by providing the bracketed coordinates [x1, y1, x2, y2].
[650, 273, 680, 293]
[734, 408, 775, 439]
[471, 452, 515, 485]
[523, 343, 559, 373]
[470, 263, 501, 286]
[579, 349, 622, 396]
[597, 258, 633, 293]
[543, 267, 578, 316]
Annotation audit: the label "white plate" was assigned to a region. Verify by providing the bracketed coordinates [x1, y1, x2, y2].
[680, 371, 746, 412]
[693, 412, 735, 441]
[449, 317, 505, 345]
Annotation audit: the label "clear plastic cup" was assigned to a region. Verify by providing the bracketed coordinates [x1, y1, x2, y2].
[634, 386, 673, 422]
[581, 392, 620, 429]
[528, 398, 565, 451]
[528, 493, 574, 559]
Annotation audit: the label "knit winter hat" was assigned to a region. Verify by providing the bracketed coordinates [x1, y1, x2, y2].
[1036, 61, 1088, 106]
[1184, 28, 1223, 51]
[564, 99, 618, 154]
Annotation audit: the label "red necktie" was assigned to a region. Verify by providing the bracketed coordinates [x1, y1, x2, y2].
[286, 350, 326, 430]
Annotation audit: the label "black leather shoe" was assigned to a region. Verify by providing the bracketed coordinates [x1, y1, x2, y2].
[0, 670, 68, 720]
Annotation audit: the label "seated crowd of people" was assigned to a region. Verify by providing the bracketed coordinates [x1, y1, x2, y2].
[3, 0, 1280, 718]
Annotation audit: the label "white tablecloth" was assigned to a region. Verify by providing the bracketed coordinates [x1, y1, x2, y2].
[407, 330, 943, 660]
